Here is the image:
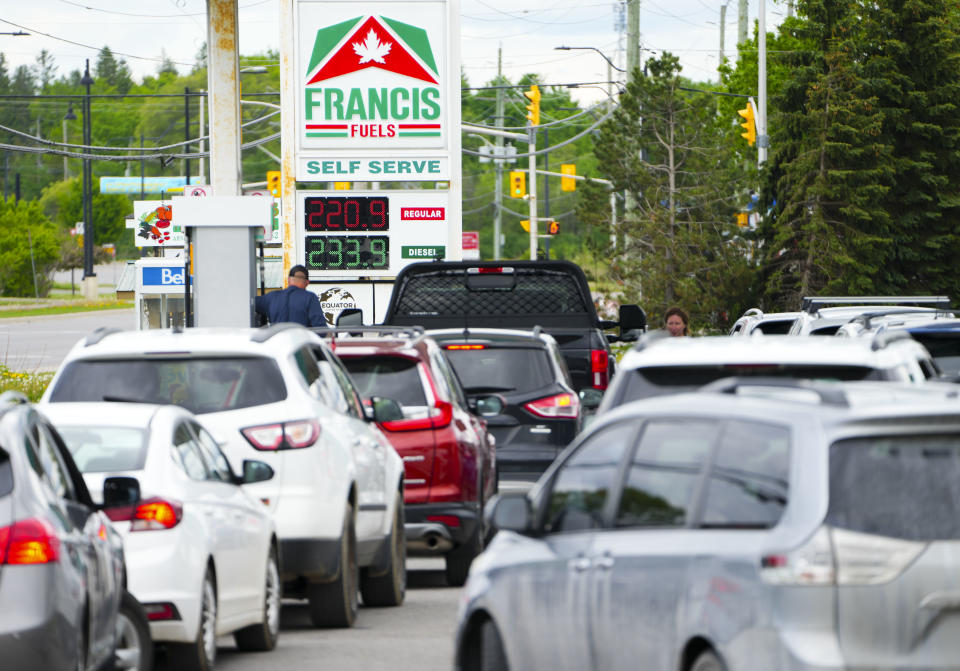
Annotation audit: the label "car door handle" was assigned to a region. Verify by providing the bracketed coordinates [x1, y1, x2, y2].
[593, 552, 614, 570]
[569, 556, 591, 572]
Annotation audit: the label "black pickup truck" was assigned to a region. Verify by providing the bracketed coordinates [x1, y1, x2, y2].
[372, 260, 647, 402]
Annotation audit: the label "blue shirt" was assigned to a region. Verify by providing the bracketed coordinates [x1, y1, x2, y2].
[255, 285, 327, 328]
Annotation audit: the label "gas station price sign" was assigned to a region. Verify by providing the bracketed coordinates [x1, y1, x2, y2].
[298, 190, 453, 278]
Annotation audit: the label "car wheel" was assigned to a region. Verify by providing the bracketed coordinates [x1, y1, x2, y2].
[360, 491, 406, 607]
[480, 619, 509, 671]
[691, 649, 726, 671]
[75, 607, 87, 671]
[114, 591, 154, 671]
[234, 547, 281, 651]
[307, 503, 358, 628]
[168, 568, 217, 671]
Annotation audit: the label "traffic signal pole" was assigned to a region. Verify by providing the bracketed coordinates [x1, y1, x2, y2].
[527, 126, 537, 259]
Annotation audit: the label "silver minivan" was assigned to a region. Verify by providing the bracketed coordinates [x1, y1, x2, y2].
[456, 380, 960, 671]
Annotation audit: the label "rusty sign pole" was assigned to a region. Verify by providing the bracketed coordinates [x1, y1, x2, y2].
[279, 0, 296, 278]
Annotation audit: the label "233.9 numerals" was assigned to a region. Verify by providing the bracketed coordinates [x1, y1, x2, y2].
[305, 235, 389, 271]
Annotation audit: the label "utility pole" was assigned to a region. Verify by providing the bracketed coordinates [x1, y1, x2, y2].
[527, 124, 538, 260]
[543, 127, 550, 259]
[199, 89, 206, 183]
[787, 0, 794, 18]
[624, 0, 640, 225]
[494, 45, 504, 259]
[758, 0, 767, 164]
[80, 59, 96, 301]
[184, 86, 192, 185]
[738, 0, 748, 45]
[719, 2, 728, 65]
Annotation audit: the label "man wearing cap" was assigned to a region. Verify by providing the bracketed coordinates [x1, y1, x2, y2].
[254, 264, 327, 328]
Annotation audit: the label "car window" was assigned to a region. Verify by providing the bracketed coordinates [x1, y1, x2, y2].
[614, 420, 715, 528]
[827, 433, 960, 540]
[190, 422, 234, 483]
[912, 334, 960, 376]
[327, 354, 365, 418]
[313, 354, 352, 414]
[543, 421, 639, 534]
[700, 420, 790, 528]
[29, 420, 76, 501]
[172, 423, 209, 481]
[755, 319, 794, 335]
[293, 346, 321, 387]
[57, 425, 148, 473]
[444, 346, 554, 394]
[48, 357, 287, 414]
[0, 447, 12, 498]
[341, 355, 428, 407]
[432, 350, 468, 408]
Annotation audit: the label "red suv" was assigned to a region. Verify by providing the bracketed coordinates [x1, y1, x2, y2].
[329, 327, 498, 586]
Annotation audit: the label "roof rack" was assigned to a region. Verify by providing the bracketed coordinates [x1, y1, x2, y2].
[700, 376, 849, 406]
[742, 308, 764, 318]
[801, 296, 951, 314]
[250, 322, 305, 343]
[313, 326, 425, 340]
[84, 327, 122, 347]
[870, 329, 915, 351]
[849, 308, 955, 331]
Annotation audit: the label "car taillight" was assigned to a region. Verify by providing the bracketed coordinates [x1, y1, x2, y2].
[381, 400, 453, 432]
[0, 518, 61, 564]
[241, 419, 320, 450]
[760, 525, 925, 586]
[524, 393, 580, 419]
[591, 349, 609, 390]
[130, 498, 183, 531]
[143, 602, 181, 621]
[444, 344, 486, 350]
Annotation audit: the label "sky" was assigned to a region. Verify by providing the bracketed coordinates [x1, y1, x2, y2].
[0, 0, 788, 105]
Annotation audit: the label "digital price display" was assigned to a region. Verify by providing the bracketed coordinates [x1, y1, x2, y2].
[305, 235, 389, 271]
[304, 196, 389, 231]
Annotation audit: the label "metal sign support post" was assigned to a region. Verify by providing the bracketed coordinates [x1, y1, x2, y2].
[527, 127, 537, 259]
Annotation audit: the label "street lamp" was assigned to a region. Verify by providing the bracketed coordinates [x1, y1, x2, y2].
[554, 46, 625, 73]
[80, 60, 96, 300]
[62, 105, 76, 180]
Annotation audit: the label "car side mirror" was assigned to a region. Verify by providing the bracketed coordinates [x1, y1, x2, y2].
[486, 493, 533, 534]
[619, 304, 647, 339]
[241, 460, 275, 484]
[578, 388, 604, 412]
[336, 308, 364, 327]
[468, 394, 505, 417]
[102, 476, 140, 509]
[368, 396, 404, 423]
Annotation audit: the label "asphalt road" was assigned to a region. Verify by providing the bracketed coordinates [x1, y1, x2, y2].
[0, 308, 135, 372]
[154, 559, 462, 671]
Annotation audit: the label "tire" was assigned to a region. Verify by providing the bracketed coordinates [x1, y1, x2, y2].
[446, 476, 485, 587]
[690, 649, 725, 671]
[233, 547, 281, 651]
[480, 619, 509, 671]
[307, 503, 358, 628]
[113, 591, 154, 671]
[360, 492, 406, 607]
[167, 568, 217, 671]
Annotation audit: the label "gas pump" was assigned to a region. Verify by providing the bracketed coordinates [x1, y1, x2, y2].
[134, 257, 187, 329]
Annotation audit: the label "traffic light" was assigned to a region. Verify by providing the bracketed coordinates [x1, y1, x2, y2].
[560, 164, 576, 191]
[509, 171, 526, 198]
[547, 220, 560, 235]
[266, 170, 281, 197]
[738, 102, 756, 146]
[524, 84, 541, 126]
[520, 220, 530, 232]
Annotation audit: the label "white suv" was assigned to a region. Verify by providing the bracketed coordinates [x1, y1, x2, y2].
[598, 334, 940, 412]
[41, 323, 406, 628]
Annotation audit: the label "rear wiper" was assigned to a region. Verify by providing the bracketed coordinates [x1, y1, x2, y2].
[102, 395, 156, 404]
[465, 385, 515, 393]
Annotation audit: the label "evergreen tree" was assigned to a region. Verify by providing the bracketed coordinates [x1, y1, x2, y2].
[33, 49, 57, 92]
[860, 0, 960, 296]
[95, 46, 133, 93]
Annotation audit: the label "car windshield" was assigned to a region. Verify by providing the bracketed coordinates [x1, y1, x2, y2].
[828, 434, 960, 540]
[340, 356, 428, 407]
[911, 334, 960, 376]
[56, 426, 148, 473]
[444, 346, 554, 394]
[48, 357, 287, 414]
[617, 364, 879, 403]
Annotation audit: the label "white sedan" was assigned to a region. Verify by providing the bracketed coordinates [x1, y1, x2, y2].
[41, 402, 281, 671]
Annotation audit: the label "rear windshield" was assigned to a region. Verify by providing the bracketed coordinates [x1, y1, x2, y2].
[911, 334, 960, 376]
[444, 346, 554, 394]
[617, 365, 878, 403]
[56, 426, 148, 473]
[828, 434, 960, 540]
[340, 356, 427, 407]
[0, 448, 12, 497]
[48, 357, 287, 414]
[755, 320, 794, 335]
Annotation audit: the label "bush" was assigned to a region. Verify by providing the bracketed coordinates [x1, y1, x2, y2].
[0, 197, 61, 297]
[0, 364, 53, 402]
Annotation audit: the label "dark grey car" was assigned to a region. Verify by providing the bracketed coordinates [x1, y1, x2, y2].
[458, 380, 960, 671]
[0, 392, 125, 671]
